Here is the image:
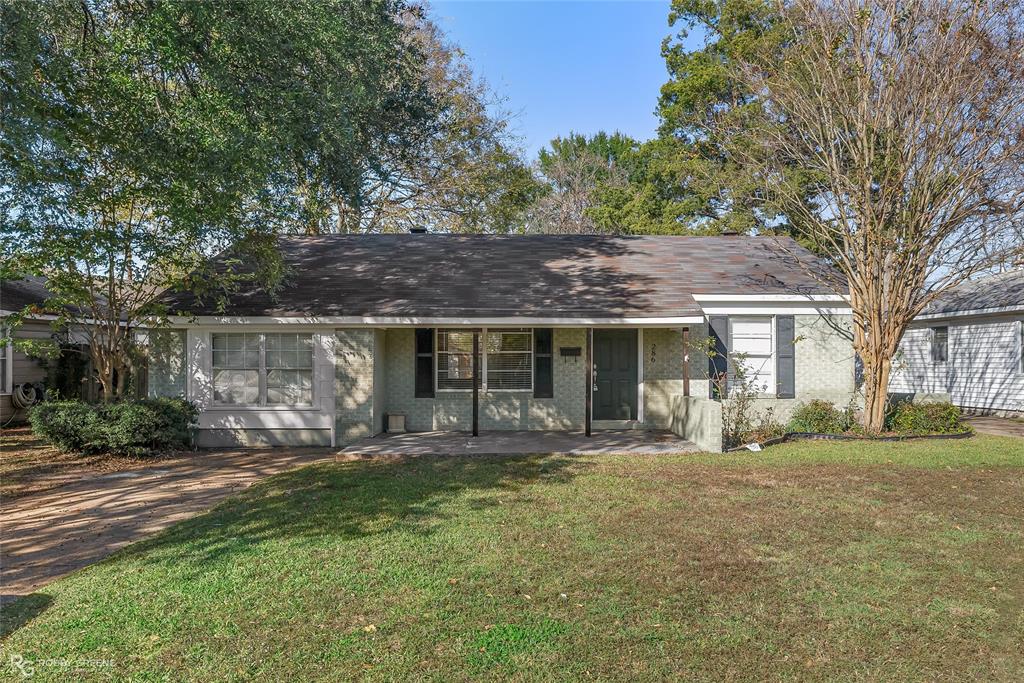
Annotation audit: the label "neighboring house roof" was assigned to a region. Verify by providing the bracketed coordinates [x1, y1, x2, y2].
[921, 269, 1024, 317]
[0, 276, 53, 314]
[164, 234, 840, 320]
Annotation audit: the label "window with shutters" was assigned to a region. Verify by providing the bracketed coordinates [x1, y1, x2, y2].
[212, 332, 313, 406]
[436, 328, 533, 392]
[729, 317, 774, 394]
[930, 326, 948, 363]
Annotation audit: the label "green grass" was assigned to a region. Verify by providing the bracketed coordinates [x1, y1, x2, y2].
[3, 435, 1023, 681]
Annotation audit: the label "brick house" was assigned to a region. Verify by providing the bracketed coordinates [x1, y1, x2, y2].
[153, 234, 856, 452]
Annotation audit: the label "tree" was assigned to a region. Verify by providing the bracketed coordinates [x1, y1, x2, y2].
[530, 132, 637, 234]
[720, 0, 1024, 432]
[1, 0, 434, 399]
[321, 12, 541, 235]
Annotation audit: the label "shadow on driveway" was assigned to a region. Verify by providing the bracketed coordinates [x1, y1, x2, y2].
[1, 448, 332, 600]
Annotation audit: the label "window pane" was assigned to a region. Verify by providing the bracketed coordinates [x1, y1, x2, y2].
[486, 328, 532, 391]
[437, 330, 476, 390]
[731, 336, 772, 356]
[213, 369, 259, 404]
[486, 329, 531, 353]
[267, 369, 313, 405]
[212, 333, 259, 404]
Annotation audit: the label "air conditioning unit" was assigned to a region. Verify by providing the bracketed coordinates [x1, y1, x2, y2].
[385, 412, 407, 433]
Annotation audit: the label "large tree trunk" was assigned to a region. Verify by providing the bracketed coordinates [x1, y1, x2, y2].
[860, 353, 892, 434]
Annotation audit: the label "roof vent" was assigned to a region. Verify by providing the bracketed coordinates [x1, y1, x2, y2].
[721, 229, 740, 236]
[409, 227, 428, 234]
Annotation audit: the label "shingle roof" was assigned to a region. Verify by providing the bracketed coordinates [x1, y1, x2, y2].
[0, 276, 53, 313]
[164, 234, 841, 319]
[923, 269, 1024, 315]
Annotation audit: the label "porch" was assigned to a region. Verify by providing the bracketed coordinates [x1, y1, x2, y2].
[340, 429, 701, 456]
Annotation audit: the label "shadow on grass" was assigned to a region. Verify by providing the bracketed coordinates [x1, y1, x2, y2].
[0, 593, 53, 639]
[119, 453, 583, 576]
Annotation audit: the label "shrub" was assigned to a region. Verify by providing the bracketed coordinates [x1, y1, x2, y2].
[30, 400, 107, 453]
[103, 398, 198, 456]
[886, 401, 966, 435]
[30, 398, 198, 456]
[787, 400, 855, 434]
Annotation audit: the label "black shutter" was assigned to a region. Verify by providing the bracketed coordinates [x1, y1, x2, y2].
[533, 328, 554, 398]
[708, 316, 729, 399]
[776, 316, 796, 398]
[414, 328, 435, 398]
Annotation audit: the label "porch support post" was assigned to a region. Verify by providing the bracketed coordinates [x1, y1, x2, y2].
[472, 331, 480, 437]
[585, 327, 593, 437]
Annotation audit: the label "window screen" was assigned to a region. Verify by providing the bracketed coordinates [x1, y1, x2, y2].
[265, 333, 313, 405]
[486, 328, 532, 391]
[729, 317, 774, 394]
[212, 333, 260, 405]
[212, 332, 313, 405]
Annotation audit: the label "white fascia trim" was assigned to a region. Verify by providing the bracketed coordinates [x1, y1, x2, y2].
[692, 294, 848, 302]
[166, 315, 705, 328]
[915, 305, 1024, 321]
[700, 305, 852, 315]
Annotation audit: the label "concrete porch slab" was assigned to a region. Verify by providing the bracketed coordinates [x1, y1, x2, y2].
[340, 430, 701, 456]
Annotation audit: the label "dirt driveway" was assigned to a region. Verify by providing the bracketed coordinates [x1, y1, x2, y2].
[1, 448, 332, 601]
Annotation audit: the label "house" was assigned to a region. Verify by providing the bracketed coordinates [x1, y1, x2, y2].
[1, 277, 59, 423]
[890, 269, 1024, 417]
[154, 234, 857, 452]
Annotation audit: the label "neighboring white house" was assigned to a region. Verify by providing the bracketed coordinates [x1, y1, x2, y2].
[889, 270, 1024, 416]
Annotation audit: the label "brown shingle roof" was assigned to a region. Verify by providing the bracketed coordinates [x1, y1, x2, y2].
[164, 234, 840, 319]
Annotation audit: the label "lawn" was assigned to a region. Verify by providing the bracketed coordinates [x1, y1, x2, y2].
[2, 435, 1023, 681]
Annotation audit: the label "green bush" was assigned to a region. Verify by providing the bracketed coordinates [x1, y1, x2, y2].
[886, 401, 966, 435]
[30, 400, 107, 453]
[787, 400, 855, 434]
[30, 398, 198, 456]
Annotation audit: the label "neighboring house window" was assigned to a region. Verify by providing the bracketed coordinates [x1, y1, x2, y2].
[930, 326, 948, 362]
[0, 325, 9, 395]
[212, 332, 313, 406]
[1019, 320, 1024, 373]
[729, 317, 774, 394]
[436, 328, 533, 392]
[486, 328, 532, 390]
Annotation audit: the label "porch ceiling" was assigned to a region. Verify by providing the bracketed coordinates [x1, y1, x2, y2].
[339, 430, 701, 457]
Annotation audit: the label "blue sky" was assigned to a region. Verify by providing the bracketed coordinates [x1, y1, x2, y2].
[430, 1, 694, 158]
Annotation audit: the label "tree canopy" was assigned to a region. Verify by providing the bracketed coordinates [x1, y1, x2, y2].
[0, 0, 435, 398]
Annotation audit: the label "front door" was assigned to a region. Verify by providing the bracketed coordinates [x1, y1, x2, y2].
[593, 329, 638, 420]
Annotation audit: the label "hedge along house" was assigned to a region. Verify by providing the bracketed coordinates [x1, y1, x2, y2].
[154, 234, 856, 452]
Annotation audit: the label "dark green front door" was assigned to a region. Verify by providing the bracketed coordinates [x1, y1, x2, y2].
[593, 329, 638, 420]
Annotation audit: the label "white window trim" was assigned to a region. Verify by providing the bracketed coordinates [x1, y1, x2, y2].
[210, 331, 316, 408]
[435, 328, 534, 393]
[728, 315, 776, 397]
